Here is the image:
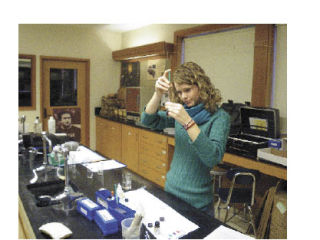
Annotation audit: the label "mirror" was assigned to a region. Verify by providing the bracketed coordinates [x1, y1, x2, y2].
[19, 54, 36, 110]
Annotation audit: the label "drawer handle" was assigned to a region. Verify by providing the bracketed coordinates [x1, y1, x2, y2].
[161, 176, 165, 179]
[162, 150, 166, 155]
[111, 127, 115, 130]
[128, 132, 132, 136]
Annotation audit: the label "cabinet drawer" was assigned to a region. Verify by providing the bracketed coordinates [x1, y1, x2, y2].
[139, 130, 167, 147]
[140, 157, 167, 175]
[139, 165, 166, 188]
[139, 150, 167, 163]
[106, 121, 121, 132]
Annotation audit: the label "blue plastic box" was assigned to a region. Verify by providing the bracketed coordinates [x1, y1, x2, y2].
[108, 203, 136, 227]
[77, 197, 102, 221]
[95, 189, 135, 227]
[268, 139, 282, 149]
[95, 189, 118, 209]
[94, 209, 118, 236]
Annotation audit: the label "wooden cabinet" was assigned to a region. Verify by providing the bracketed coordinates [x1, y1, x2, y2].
[96, 117, 122, 161]
[19, 197, 35, 239]
[139, 129, 168, 188]
[112, 41, 174, 61]
[96, 117, 169, 188]
[122, 124, 139, 172]
[96, 117, 107, 156]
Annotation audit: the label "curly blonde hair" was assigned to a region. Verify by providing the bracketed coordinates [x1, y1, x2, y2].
[169, 62, 222, 113]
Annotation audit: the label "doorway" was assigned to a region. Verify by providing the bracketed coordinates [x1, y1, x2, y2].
[40, 56, 90, 146]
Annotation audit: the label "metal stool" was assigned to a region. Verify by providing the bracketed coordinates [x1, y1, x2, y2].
[210, 164, 229, 200]
[210, 170, 226, 199]
[216, 168, 260, 237]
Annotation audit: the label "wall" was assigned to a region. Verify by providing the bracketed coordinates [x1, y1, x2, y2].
[19, 24, 122, 149]
[121, 24, 199, 47]
[273, 24, 287, 133]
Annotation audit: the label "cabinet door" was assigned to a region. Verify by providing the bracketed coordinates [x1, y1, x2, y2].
[104, 120, 122, 161]
[96, 117, 108, 156]
[122, 125, 139, 172]
[96, 118, 122, 161]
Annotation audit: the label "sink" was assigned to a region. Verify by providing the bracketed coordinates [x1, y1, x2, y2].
[27, 180, 79, 207]
[27, 179, 65, 197]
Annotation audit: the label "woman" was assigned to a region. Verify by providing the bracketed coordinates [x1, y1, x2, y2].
[141, 62, 230, 215]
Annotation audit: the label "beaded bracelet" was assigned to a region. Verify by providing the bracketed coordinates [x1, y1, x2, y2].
[183, 119, 196, 130]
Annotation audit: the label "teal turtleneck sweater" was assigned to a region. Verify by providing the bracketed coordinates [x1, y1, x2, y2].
[141, 107, 230, 209]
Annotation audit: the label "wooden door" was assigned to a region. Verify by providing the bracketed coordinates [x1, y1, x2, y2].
[41, 56, 90, 146]
[122, 125, 139, 172]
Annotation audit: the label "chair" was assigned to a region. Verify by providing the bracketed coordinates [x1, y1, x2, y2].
[216, 168, 260, 237]
[210, 164, 230, 200]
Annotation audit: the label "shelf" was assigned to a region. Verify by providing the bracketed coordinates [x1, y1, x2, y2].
[112, 41, 174, 61]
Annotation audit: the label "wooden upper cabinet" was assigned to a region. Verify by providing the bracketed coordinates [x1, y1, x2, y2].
[112, 41, 174, 61]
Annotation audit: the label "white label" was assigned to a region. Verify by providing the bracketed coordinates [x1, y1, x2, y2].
[97, 197, 108, 209]
[249, 117, 268, 131]
[98, 209, 114, 222]
[80, 207, 88, 216]
[82, 199, 98, 209]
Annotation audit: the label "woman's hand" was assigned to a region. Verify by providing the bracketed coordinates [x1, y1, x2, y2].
[155, 69, 171, 97]
[165, 102, 192, 126]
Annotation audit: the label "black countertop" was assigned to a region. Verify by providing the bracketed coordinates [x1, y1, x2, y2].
[95, 115, 175, 138]
[19, 151, 223, 239]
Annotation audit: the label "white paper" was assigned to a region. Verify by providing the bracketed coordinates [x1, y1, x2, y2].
[204, 225, 254, 239]
[82, 159, 126, 172]
[119, 188, 199, 239]
[68, 146, 106, 164]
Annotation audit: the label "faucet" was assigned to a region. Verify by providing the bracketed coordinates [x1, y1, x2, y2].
[39, 141, 83, 211]
[29, 131, 54, 184]
[42, 131, 52, 165]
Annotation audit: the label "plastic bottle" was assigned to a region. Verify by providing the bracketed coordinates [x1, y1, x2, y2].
[34, 116, 42, 133]
[48, 116, 56, 134]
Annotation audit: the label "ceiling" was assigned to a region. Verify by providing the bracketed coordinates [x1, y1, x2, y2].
[104, 24, 151, 33]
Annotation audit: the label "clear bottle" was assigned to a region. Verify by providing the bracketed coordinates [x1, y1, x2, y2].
[48, 116, 56, 134]
[34, 116, 42, 133]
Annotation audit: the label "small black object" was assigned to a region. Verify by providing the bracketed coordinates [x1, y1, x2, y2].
[125, 198, 129, 202]
[154, 221, 160, 227]
[159, 217, 165, 221]
[147, 223, 153, 228]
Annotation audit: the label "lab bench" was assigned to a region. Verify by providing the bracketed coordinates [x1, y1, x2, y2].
[18, 153, 223, 239]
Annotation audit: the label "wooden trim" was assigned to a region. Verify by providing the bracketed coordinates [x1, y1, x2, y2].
[223, 153, 286, 180]
[19, 54, 36, 111]
[112, 41, 174, 61]
[251, 24, 275, 107]
[124, 55, 168, 63]
[19, 196, 36, 239]
[85, 60, 90, 146]
[40, 55, 90, 62]
[40, 56, 90, 146]
[172, 24, 275, 107]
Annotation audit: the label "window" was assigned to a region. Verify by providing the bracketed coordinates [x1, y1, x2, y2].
[19, 54, 36, 110]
